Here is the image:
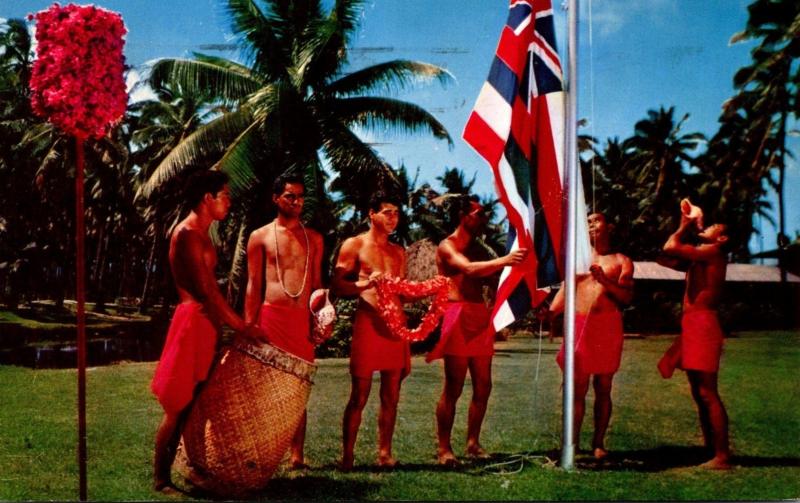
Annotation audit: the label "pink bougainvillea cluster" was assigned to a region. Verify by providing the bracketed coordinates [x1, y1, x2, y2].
[29, 3, 127, 139]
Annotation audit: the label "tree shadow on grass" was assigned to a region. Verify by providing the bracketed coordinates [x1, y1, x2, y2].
[260, 475, 379, 500]
[437, 446, 800, 474]
[581, 446, 800, 472]
[312, 461, 462, 474]
[734, 455, 800, 468]
[495, 347, 559, 356]
[176, 475, 379, 500]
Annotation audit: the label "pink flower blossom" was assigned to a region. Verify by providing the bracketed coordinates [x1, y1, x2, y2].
[29, 3, 127, 140]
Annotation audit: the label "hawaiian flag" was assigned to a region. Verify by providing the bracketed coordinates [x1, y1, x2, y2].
[463, 0, 592, 331]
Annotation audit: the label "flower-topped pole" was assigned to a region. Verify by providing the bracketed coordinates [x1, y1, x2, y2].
[28, 4, 127, 500]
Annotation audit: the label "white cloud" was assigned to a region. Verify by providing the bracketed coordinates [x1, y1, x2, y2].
[126, 69, 157, 103]
[582, 0, 673, 37]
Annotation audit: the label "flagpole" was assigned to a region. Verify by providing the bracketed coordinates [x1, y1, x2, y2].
[561, 0, 580, 471]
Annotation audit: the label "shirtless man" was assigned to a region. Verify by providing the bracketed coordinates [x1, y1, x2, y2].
[151, 170, 266, 493]
[333, 192, 407, 470]
[550, 212, 633, 460]
[429, 195, 528, 466]
[244, 173, 326, 470]
[657, 206, 732, 470]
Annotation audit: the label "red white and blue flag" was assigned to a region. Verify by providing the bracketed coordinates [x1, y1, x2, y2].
[463, 0, 592, 331]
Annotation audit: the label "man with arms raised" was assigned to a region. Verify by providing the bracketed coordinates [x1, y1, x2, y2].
[429, 195, 528, 466]
[550, 212, 633, 460]
[151, 170, 266, 493]
[333, 192, 407, 470]
[244, 173, 327, 470]
[657, 202, 732, 469]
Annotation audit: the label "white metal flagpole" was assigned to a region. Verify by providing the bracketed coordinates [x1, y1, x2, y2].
[561, 0, 580, 471]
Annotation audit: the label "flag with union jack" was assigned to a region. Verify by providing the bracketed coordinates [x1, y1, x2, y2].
[463, 0, 592, 331]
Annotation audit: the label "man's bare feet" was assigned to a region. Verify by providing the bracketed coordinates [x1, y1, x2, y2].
[339, 456, 354, 472]
[436, 449, 461, 467]
[377, 453, 398, 469]
[466, 444, 491, 459]
[592, 447, 609, 461]
[290, 458, 311, 470]
[698, 456, 732, 470]
[153, 481, 182, 496]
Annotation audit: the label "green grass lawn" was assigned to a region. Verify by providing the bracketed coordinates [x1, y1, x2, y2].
[1, 330, 798, 500]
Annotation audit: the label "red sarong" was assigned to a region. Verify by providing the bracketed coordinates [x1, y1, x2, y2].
[350, 304, 410, 379]
[557, 310, 624, 375]
[257, 303, 314, 362]
[151, 302, 219, 414]
[426, 301, 495, 362]
[658, 309, 724, 377]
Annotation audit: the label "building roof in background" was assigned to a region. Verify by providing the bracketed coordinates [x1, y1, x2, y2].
[633, 262, 800, 283]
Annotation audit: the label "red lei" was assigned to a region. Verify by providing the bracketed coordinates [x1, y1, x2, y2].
[374, 276, 451, 342]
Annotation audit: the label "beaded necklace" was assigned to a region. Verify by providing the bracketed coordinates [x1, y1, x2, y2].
[273, 221, 309, 299]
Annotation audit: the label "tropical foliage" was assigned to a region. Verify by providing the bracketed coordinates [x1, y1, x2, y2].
[138, 0, 453, 304]
[0, 0, 797, 313]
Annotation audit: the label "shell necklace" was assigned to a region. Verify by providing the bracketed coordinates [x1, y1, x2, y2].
[273, 221, 309, 299]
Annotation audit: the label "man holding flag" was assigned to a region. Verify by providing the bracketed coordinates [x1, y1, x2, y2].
[427, 195, 528, 466]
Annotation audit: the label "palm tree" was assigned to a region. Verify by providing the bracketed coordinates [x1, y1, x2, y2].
[436, 167, 476, 195]
[584, 137, 642, 255]
[138, 0, 453, 304]
[128, 83, 217, 310]
[0, 18, 74, 306]
[729, 0, 799, 257]
[698, 95, 776, 258]
[2, 18, 150, 308]
[623, 106, 706, 210]
[0, 18, 32, 118]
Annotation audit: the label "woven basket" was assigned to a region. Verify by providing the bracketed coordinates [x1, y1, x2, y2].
[175, 337, 316, 497]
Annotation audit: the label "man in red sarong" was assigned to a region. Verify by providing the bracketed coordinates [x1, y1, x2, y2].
[657, 205, 732, 469]
[550, 212, 633, 460]
[244, 172, 327, 470]
[428, 195, 527, 466]
[151, 170, 266, 493]
[333, 192, 407, 470]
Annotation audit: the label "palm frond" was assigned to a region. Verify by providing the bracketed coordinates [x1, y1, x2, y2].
[20, 122, 56, 147]
[225, 217, 252, 306]
[215, 120, 270, 196]
[191, 52, 257, 78]
[295, 0, 365, 85]
[147, 58, 262, 104]
[329, 0, 365, 45]
[225, 0, 289, 79]
[243, 82, 285, 123]
[331, 96, 453, 148]
[138, 108, 255, 199]
[326, 60, 454, 97]
[300, 156, 322, 214]
[323, 122, 401, 203]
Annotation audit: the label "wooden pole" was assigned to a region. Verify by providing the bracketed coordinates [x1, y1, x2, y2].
[75, 136, 88, 501]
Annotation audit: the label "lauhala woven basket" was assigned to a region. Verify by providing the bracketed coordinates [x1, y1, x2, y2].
[175, 336, 316, 497]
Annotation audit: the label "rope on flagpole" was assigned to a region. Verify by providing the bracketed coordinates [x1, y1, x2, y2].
[478, 317, 557, 475]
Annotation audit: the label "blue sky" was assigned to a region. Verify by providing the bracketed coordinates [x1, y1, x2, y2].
[4, 0, 798, 255]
